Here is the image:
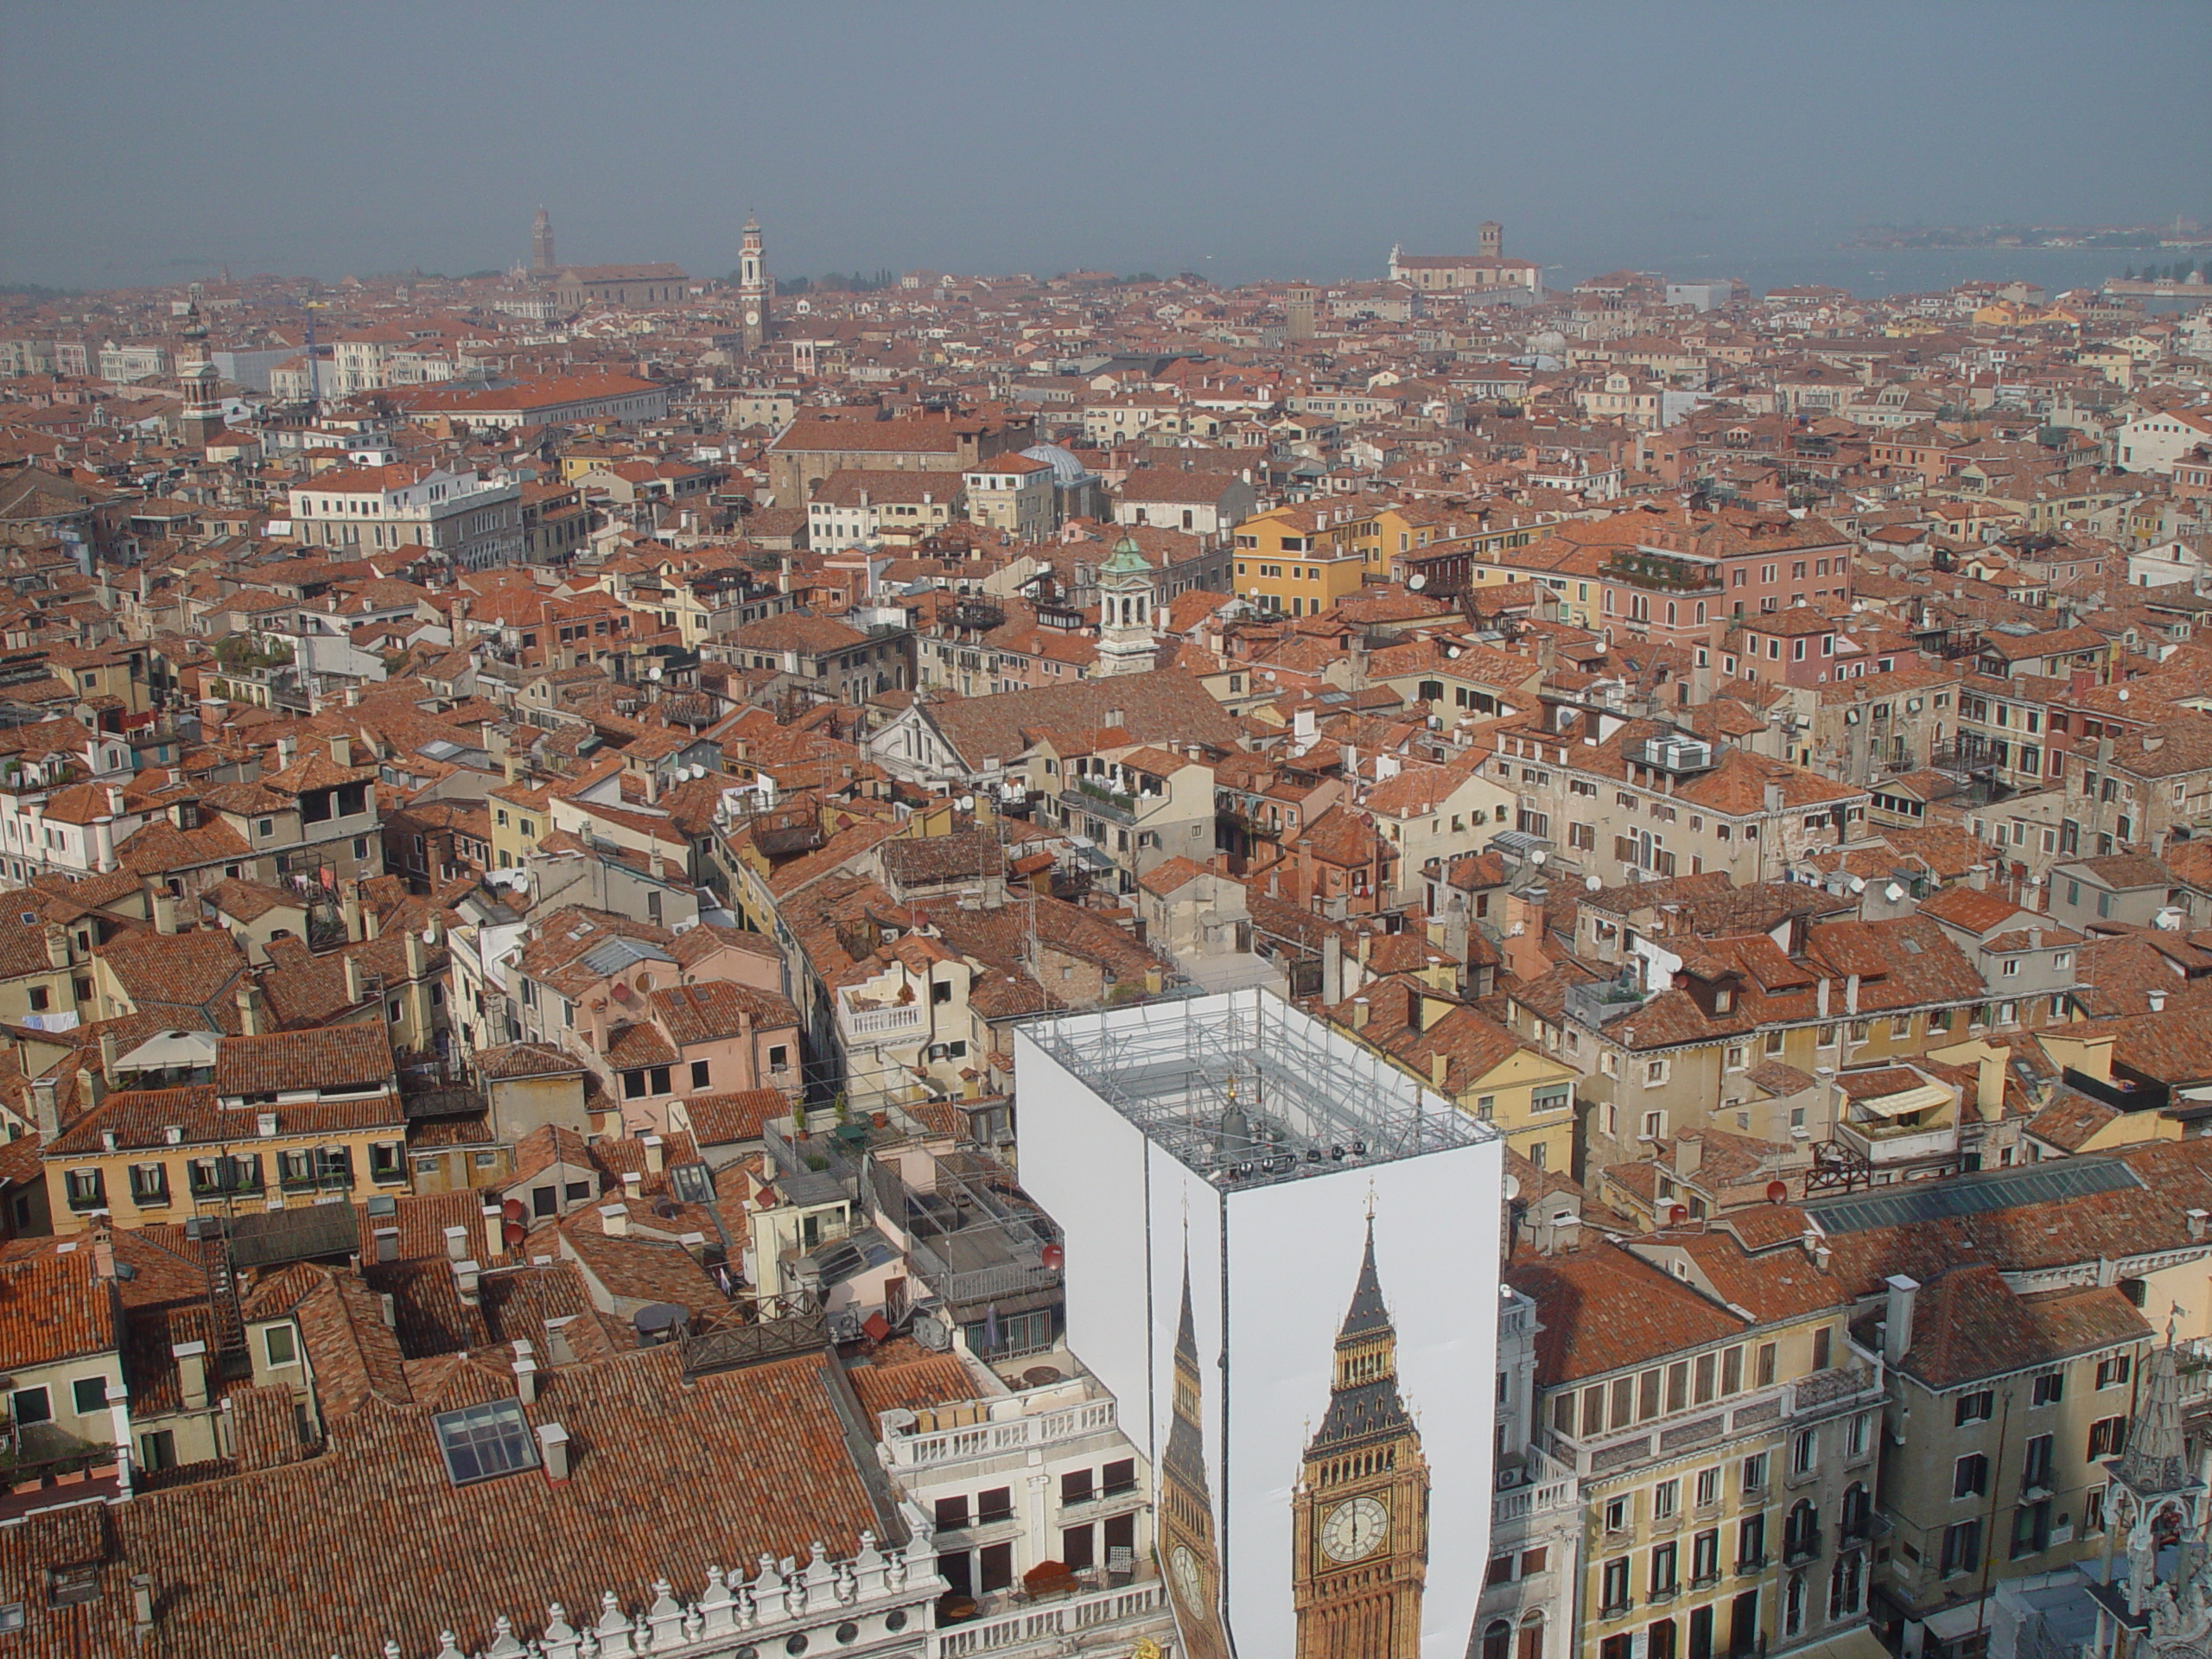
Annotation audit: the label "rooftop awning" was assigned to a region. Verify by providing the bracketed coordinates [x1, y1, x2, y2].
[1853, 1083, 1953, 1119]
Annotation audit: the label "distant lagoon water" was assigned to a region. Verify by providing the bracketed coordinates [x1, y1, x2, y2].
[1621, 245, 2201, 302]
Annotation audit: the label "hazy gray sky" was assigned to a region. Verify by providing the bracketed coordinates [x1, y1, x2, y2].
[3, 0, 2207, 292]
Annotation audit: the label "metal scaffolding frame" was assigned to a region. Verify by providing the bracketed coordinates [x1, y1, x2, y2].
[1020, 988, 1489, 1193]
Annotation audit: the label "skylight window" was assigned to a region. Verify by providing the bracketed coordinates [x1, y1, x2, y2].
[433, 1399, 537, 1485]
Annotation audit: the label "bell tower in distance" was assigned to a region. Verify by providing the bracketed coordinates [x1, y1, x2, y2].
[738, 212, 770, 354]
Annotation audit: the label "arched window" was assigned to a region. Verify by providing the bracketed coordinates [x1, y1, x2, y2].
[1840, 1482, 1870, 1541]
[1481, 1620, 1512, 1659]
[1695, 601, 1707, 626]
[1518, 1611, 1545, 1659]
[1828, 1551, 1863, 1618]
[1784, 1498, 1820, 1562]
[1784, 1573, 1807, 1637]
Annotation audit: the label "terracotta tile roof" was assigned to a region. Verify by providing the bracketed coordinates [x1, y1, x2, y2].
[0, 1249, 116, 1371]
[679, 1090, 787, 1147]
[212, 1025, 397, 1098]
[602, 1022, 680, 1069]
[97, 929, 250, 1015]
[645, 982, 800, 1046]
[1885, 1265, 2146, 1389]
[474, 1042, 587, 1082]
[1505, 1238, 1747, 1385]
[847, 1349, 981, 1421]
[29, 1337, 893, 1659]
[556, 1211, 723, 1313]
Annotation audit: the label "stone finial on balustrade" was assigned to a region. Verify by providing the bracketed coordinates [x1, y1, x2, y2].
[644, 1579, 685, 1650]
[696, 1566, 740, 1637]
[485, 1614, 528, 1659]
[804, 1541, 836, 1605]
[541, 1604, 580, 1659]
[751, 1553, 791, 1619]
[593, 1590, 635, 1656]
[853, 1532, 887, 1599]
[434, 1633, 465, 1659]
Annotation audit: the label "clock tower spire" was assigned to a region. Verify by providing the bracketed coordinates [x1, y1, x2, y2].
[1159, 1242, 1231, 1659]
[738, 211, 770, 355]
[1292, 1216, 1430, 1659]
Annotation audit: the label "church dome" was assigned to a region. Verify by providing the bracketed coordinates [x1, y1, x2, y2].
[1020, 442, 1094, 486]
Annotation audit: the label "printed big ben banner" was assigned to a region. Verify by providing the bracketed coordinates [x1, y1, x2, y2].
[1291, 1217, 1430, 1658]
[1013, 994, 1503, 1659]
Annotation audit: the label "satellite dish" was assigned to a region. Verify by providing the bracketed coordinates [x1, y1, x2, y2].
[1502, 1173, 1520, 1201]
[1408, 573, 1426, 590]
[1884, 881, 1905, 902]
[1592, 640, 1606, 653]
[2119, 688, 2130, 701]
[1669, 1203, 1689, 1225]
[1586, 874, 1602, 891]
[1531, 850, 1548, 867]
[1765, 1179, 1789, 1205]
[1847, 876, 1866, 893]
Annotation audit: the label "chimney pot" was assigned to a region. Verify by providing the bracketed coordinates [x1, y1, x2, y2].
[514, 1356, 540, 1405]
[2189, 1209, 2209, 1242]
[599, 1203, 629, 1238]
[621, 1171, 643, 1200]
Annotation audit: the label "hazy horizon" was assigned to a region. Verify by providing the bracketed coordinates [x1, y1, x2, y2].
[3, 0, 2208, 296]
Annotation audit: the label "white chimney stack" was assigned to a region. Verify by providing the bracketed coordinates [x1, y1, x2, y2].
[599, 1203, 629, 1239]
[442, 1224, 470, 1263]
[537, 1421, 571, 1482]
[1883, 1274, 1920, 1366]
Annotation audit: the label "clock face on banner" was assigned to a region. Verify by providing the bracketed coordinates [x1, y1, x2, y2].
[1320, 1495, 1390, 1563]
[1171, 1543, 1206, 1604]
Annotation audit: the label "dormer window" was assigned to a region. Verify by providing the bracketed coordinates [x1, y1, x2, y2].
[1714, 988, 1734, 1014]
